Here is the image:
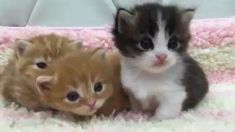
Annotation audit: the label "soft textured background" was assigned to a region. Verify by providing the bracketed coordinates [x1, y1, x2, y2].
[0, 18, 234, 131]
[0, 1, 234, 131]
[0, 0, 235, 27]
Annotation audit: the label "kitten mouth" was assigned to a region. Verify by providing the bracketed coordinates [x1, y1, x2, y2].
[153, 60, 166, 67]
[88, 106, 97, 111]
[87, 108, 98, 115]
[86, 100, 97, 111]
[87, 104, 99, 112]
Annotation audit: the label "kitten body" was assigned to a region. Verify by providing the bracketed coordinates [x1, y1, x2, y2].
[96, 50, 130, 116]
[37, 49, 129, 116]
[112, 3, 208, 120]
[0, 34, 81, 111]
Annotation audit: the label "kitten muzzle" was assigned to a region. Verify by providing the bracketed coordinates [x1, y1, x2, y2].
[86, 100, 97, 110]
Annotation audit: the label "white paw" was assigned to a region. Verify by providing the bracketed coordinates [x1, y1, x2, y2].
[151, 109, 181, 121]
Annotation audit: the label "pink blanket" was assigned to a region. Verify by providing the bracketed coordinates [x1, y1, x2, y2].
[0, 19, 234, 84]
[0, 18, 234, 131]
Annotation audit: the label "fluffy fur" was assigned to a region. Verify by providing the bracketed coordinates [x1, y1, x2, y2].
[112, 3, 208, 120]
[0, 34, 82, 111]
[38, 49, 129, 116]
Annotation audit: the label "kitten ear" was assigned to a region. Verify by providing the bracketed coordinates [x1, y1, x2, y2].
[181, 9, 195, 24]
[14, 40, 32, 58]
[36, 75, 55, 95]
[116, 8, 138, 34]
[69, 40, 83, 49]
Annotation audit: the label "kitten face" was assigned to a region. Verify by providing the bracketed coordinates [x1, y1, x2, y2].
[112, 3, 194, 73]
[36, 50, 113, 116]
[14, 34, 82, 79]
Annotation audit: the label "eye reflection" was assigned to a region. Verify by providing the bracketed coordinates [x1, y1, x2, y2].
[94, 82, 103, 93]
[36, 62, 47, 69]
[137, 37, 154, 51]
[66, 91, 80, 102]
[168, 36, 179, 50]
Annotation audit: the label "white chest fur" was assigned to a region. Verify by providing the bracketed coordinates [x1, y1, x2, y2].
[121, 60, 187, 119]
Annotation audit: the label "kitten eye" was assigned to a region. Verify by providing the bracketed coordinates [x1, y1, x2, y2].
[137, 37, 154, 51]
[66, 91, 80, 102]
[94, 82, 103, 93]
[168, 37, 179, 50]
[36, 62, 47, 69]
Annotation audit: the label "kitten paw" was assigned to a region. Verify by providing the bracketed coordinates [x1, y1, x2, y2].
[151, 110, 181, 121]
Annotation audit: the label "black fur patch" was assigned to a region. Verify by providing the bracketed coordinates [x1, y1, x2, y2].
[112, 3, 192, 57]
[112, 3, 209, 111]
[182, 55, 209, 110]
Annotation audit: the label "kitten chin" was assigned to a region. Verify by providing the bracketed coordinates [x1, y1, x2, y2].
[112, 3, 208, 120]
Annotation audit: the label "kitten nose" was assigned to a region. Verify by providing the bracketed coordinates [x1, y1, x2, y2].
[155, 53, 167, 61]
[86, 99, 96, 108]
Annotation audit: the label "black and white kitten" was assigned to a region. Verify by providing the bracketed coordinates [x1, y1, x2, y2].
[112, 3, 209, 120]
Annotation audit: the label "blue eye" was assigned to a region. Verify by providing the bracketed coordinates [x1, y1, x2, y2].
[94, 82, 103, 93]
[168, 37, 179, 50]
[66, 91, 80, 102]
[138, 37, 154, 51]
[36, 62, 47, 69]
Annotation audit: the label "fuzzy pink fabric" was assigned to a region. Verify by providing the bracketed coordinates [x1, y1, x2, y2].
[0, 18, 234, 84]
[0, 18, 234, 49]
[190, 18, 235, 48]
[0, 18, 234, 131]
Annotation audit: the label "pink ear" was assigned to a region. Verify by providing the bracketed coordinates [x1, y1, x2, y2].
[36, 76, 53, 95]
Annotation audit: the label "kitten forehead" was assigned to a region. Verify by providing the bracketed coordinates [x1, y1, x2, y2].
[151, 11, 169, 52]
[157, 11, 166, 29]
[155, 7, 177, 37]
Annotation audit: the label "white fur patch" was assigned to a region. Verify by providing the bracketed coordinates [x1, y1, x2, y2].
[120, 13, 186, 120]
[121, 59, 186, 120]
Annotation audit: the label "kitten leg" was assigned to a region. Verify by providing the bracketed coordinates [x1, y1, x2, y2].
[152, 91, 186, 120]
[124, 88, 141, 112]
[129, 95, 141, 112]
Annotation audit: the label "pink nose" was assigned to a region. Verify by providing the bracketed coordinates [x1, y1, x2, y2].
[155, 53, 167, 61]
[86, 100, 96, 108]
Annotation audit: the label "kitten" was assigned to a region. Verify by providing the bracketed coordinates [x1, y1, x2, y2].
[0, 34, 82, 111]
[96, 50, 130, 116]
[36, 49, 129, 116]
[112, 3, 209, 120]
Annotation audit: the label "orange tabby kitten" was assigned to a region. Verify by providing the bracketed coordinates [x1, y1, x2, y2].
[35, 49, 130, 116]
[0, 34, 81, 111]
[96, 50, 130, 116]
